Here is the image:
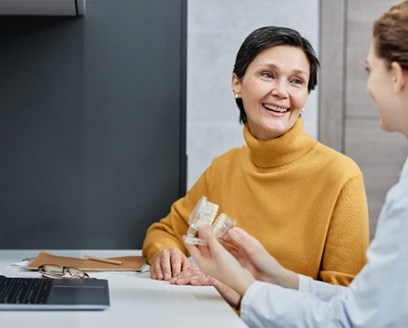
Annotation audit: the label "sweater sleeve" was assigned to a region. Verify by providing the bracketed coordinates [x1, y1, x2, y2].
[142, 166, 212, 264]
[319, 174, 369, 285]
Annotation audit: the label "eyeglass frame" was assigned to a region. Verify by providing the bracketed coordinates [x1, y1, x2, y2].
[38, 264, 94, 280]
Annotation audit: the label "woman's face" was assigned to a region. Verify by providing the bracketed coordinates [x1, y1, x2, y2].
[366, 39, 408, 136]
[232, 45, 310, 140]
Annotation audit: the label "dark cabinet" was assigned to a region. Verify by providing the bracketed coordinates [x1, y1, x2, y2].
[0, 0, 187, 249]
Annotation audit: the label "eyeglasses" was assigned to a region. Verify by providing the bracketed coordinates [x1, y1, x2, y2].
[38, 264, 94, 280]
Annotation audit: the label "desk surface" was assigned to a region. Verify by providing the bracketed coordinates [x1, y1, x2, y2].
[0, 250, 248, 328]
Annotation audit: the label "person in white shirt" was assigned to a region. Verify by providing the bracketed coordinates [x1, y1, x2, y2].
[184, 1, 408, 327]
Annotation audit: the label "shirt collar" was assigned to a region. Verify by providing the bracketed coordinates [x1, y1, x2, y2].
[399, 156, 408, 181]
[243, 119, 316, 168]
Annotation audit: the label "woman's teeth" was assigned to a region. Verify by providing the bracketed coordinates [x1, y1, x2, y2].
[263, 104, 289, 113]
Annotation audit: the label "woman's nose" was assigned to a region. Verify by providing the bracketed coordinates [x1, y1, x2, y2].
[271, 80, 288, 98]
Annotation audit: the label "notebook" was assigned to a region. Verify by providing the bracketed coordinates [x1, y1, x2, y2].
[0, 275, 110, 310]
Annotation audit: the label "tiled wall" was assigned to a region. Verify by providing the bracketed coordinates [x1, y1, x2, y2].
[186, 0, 320, 188]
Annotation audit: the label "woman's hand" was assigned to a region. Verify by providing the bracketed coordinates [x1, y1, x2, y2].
[183, 227, 256, 297]
[224, 227, 299, 289]
[150, 248, 191, 280]
[170, 266, 242, 308]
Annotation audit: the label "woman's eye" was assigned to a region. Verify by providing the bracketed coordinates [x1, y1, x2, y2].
[291, 78, 304, 85]
[260, 71, 274, 79]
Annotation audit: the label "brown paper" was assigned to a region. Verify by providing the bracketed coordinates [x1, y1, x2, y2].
[27, 251, 146, 272]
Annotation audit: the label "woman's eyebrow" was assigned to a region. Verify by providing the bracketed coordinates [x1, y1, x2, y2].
[292, 69, 309, 77]
[262, 63, 308, 76]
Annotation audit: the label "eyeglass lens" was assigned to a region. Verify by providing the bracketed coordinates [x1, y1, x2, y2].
[39, 264, 91, 279]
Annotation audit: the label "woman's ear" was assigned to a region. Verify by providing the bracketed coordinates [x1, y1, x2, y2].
[391, 61, 408, 92]
[231, 73, 241, 96]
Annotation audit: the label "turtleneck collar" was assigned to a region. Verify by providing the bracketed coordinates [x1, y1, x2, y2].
[243, 119, 316, 168]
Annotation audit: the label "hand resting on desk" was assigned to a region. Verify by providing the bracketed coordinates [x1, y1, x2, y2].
[149, 248, 191, 280]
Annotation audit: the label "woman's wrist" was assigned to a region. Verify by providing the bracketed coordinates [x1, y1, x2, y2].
[211, 273, 254, 309]
[270, 266, 299, 289]
[233, 272, 256, 297]
[259, 264, 299, 289]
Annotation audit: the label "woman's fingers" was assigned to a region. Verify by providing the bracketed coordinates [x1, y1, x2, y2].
[183, 235, 203, 261]
[227, 227, 264, 256]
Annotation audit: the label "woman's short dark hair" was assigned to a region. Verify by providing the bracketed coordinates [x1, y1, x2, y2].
[233, 26, 320, 123]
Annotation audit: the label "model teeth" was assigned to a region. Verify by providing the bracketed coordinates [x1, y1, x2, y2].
[264, 104, 288, 113]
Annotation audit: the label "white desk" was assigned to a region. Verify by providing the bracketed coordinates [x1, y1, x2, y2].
[0, 250, 248, 328]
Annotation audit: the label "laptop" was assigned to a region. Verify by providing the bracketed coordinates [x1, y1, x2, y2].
[0, 275, 110, 310]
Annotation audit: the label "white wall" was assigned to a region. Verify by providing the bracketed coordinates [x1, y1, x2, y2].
[187, 0, 320, 188]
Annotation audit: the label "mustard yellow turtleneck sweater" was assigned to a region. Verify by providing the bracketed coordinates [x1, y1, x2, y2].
[143, 119, 369, 286]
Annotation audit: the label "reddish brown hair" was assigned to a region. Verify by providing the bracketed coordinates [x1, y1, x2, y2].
[373, 0, 408, 70]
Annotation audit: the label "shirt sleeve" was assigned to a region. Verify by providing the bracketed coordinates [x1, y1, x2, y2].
[240, 280, 347, 328]
[298, 274, 345, 301]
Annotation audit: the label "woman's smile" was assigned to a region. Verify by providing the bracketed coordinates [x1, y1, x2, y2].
[262, 103, 290, 113]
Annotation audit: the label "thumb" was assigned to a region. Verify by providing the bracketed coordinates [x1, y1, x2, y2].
[228, 227, 261, 255]
[183, 235, 203, 262]
[199, 226, 223, 251]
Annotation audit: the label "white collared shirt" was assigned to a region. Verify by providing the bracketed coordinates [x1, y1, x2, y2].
[240, 157, 408, 328]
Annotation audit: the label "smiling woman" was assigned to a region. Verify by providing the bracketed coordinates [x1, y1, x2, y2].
[142, 25, 369, 309]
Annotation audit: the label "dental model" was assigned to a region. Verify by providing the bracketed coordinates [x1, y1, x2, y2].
[184, 196, 236, 246]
